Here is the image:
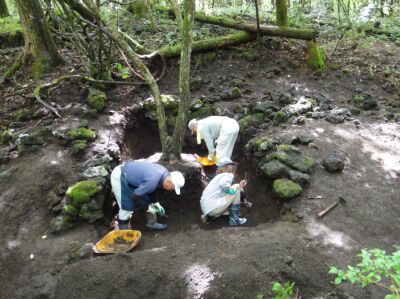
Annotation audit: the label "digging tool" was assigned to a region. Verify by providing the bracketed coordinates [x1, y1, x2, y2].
[308, 195, 323, 200]
[318, 196, 346, 218]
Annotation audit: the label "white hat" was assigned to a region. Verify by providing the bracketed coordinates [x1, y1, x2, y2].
[188, 119, 198, 135]
[170, 171, 185, 195]
[217, 158, 238, 168]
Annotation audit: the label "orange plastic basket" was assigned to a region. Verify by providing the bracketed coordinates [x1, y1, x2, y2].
[92, 230, 141, 254]
[195, 154, 217, 166]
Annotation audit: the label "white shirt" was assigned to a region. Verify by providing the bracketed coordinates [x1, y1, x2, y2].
[200, 173, 234, 215]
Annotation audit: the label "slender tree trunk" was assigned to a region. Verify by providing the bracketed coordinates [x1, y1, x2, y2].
[276, 0, 288, 26]
[15, 0, 64, 78]
[170, 0, 195, 159]
[0, 0, 10, 17]
[254, 0, 261, 46]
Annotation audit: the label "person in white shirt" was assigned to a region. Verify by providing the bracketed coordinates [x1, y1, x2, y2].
[200, 158, 247, 226]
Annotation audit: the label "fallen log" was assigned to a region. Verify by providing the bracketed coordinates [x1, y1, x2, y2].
[158, 7, 318, 40]
[155, 31, 256, 58]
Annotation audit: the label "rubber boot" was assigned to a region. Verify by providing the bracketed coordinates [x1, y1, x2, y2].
[146, 212, 168, 230]
[229, 204, 247, 226]
[117, 218, 129, 230]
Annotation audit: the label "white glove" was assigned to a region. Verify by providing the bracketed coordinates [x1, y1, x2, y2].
[147, 202, 165, 215]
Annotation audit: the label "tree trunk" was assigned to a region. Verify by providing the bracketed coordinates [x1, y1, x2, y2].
[169, 0, 195, 160]
[156, 31, 256, 58]
[15, 0, 64, 78]
[0, 0, 10, 17]
[276, 0, 288, 26]
[157, 8, 317, 40]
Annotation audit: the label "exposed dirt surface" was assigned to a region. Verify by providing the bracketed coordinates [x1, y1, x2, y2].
[0, 35, 399, 299]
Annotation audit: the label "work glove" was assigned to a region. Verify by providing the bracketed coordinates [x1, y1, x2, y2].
[147, 202, 165, 215]
[207, 153, 214, 161]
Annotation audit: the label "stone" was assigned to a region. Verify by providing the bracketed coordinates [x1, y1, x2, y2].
[79, 119, 89, 128]
[13, 109, 31, 122]
[49, 215, 74, 233]
[107, 144, 120, 159]
[66, 180, 103, 207]
[363, 98, 378, 110]
[268, 149, 315, 173]
[82, 166, 109, 178]
[0, 165, 16, 183]
[395, 115, 400, 124]
[323, 154, 345, 172]
[288, 170, 311, 186]
[273, 179, 302, 199]
[245, 137, 273, 154]
[144, 94, 179, 112]
[222, 87, 242, 100]
[353, 119, 361, 126]
[293, 116, 306, 125]
[85, 154, 113, 168]
[292, 134, 313, 145]
[232, 78, 244, 88]
[18, 128, 52, 146]
[261, 160, 287, 178]
[62, 204, 79, 216]
[271, 91, 292, 105]
[190, 77, 203, 91]
[271, 111, 288, 125]
[46, 191, 63, 210]
[283, 96, 313, 115]
[87, 89, 107, 111]
[0, 147, 9, 164]
[238, 113, 265, 132]
[311, 111, 326, 118]
[77, 243, 94, 259]
[253, 101, 279, 114]
[55, 183, 68, 196]
[71, 140, 88, 155]
[0, 130, 13, 145]
[66, 128, 96, 141]
[326, 108, 350, 124]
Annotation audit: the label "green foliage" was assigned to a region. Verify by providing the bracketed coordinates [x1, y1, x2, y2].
[113, 63, 131, 79]
[329, 248, 400, 299]
[272, 281, 298, 299]
[0, 16, 21, 34]
[353, 94, 365, 104]
[87, 89, 107, 111]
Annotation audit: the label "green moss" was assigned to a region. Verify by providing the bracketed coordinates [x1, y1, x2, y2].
[350, 108, 361, 115]
[87, 89, 107, 111]
[261, 160, 287, 178]
[66, 128, 96, 141]
[189, 103, 215, 119]
[0, 130, 12, 145]
[238, 113, 265, 132]
[79, 204, 91, 220]
[66, 180, 102, 207]
[129, 0, 149, 18]
[230, 87, 242, 98]
[276, 144, 299, 153]
[272, 150, 314, 173]
[271, 111, 288, 125]
[243, 48, 257, 61]
[143, 95, 179, 112]
[273, 179, 302, 199]
[13, 109, 31, 121]
[306, 41, 326, 72]
[308, 98, 318, 107]
[71, 140, 88, 155]
[352, 94, 365, 104]
[62, 204, 79, 216]
[245, 137, 273, 152]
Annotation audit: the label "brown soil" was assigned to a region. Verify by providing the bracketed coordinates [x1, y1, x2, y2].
[0, 36, 399, 299]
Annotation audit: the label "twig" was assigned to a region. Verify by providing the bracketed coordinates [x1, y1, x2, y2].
[34, 94, 62, 118]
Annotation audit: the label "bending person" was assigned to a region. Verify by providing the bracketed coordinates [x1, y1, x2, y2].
[188, 116, 239, 166]
[200, 158, 247, 226]
[110, 160, 185, 230]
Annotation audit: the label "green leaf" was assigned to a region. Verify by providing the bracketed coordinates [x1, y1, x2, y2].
[329, 267, 339, 274]
[272, 282, 282, 292]
[335, 276, 343, 285]
[122, 73, 129, 79]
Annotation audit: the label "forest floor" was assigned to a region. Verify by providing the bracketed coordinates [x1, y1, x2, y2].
[0, 20, 399, 299]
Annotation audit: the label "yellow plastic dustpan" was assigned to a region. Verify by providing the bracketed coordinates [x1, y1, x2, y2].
[92, 230, 142, 254]
[195, 153, 217, 166]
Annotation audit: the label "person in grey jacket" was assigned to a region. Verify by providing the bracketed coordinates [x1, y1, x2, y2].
[200, 158, 247, 226]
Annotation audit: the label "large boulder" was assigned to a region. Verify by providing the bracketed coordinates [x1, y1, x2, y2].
[266, 145, 315, 173]
[66, 180, 103, 207]
[273, 179, 302, 199]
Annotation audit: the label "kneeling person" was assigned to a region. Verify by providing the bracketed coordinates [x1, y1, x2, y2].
[111, 160, 185, 230]
[200, 158, 247, 226]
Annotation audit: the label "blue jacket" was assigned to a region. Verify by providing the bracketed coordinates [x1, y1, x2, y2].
[120, 161, 168, 211]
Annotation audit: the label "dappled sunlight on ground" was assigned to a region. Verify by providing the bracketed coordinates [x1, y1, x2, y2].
[334, 123, 400, 178]
[306, 220, 354, 251]
[184, 264, 218, 299]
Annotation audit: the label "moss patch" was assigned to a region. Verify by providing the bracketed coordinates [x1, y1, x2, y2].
[238, 113, 265, 132]
[245, 137, 273, 153]
[261, 160, 287, 178]
[273, 179, 302, 199]
[62, 204, 79, 216]
[87, 89, 107, 111]
[271, 111, 288, 125]
[66, 128, 96, 141]
[66, 180, 102, 207]
[306, 41, 326, 72]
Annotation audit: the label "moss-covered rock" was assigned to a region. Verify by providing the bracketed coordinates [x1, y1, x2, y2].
[18, 128, 52, 146]
[71, 140, 88, 155]
[268, 150, 315, 173]
[49, 214, 74, 233]
[87, 89, 107, 111]
[243, 48, 257, 61]
[261, 160, 287, 178]
[273, 179, 302, 199]
[190, 76, 203, 91]
[143, 94, 179, 112]
[232, 78, 245, 88]
[306, 41, 326, 72]
[66, 128, 96, 141]
[62, 204, 79, 216]
[238, 113, 265, 132]
[245, 137, 273, 153]
[276, 144, 300, 153]
[352, 94, 365, 104]
[66, 180, 103, 207]
[13, 109, 31, 122]
[222, 87, 242, 100]
[189, 103, 216, 120]
[271, 111, 288, 125]
[0, 130, 12, 145]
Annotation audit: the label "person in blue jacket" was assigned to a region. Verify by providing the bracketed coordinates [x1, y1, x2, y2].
[110, 160, 185, 230]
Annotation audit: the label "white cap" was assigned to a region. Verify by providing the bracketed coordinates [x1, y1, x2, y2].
[188, 119, 198, 135]
[170, 171, 185, 195]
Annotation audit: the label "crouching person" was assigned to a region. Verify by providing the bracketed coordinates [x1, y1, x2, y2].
[200, 158, 247, 226]
[111, 160, 185, 230]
